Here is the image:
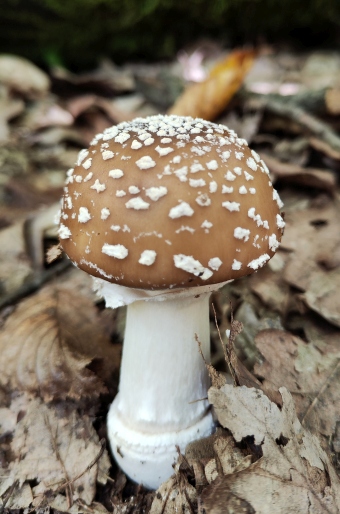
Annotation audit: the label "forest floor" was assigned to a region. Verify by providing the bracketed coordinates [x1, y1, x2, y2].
[0, 45, 340, 513]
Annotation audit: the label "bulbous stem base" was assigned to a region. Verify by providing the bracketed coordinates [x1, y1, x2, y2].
[107, 292, 215, 488]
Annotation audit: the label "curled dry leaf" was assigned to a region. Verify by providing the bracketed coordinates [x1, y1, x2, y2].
[0, 285, 121, 401]
[207, 384, 340, 513]
[0, 396, 110, 507]
[168, 49, 255, 120]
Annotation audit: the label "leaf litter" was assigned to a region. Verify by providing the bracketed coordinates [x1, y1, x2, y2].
[0, 395, 110, 509]
[1, 45, 340, 512]
[0, 284, 121, 401]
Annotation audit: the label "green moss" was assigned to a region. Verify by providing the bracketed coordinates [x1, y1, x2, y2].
[0, 0, 339, 70]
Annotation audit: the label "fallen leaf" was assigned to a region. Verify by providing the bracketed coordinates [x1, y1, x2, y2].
[134, 65, 184, 109]
[262, 152, 337, 192]
[325, 88, 340, 115]
[24, 202, 60, 270]
[0, 54, 50, 98]
[0, 407, 17, 435]
[309, 136, 340, 161]
[67, 94, 135, 125]
[204, 433, 248, 484]
[51, 494, 111, 513]
[0, 86, 25, 141]
[219, 109, 262, 145]
[0, 483, 33, 510]
[254, 329, 340, 437]
[248, 259, 290, 315]
[0, 395, 110, 507]
[24, 98, 74, 130]
[301, 53, 340, 90]
[225, 299, 284, 370]
[28, 126, 85, 147]
[0, 219, 33, 296]
[208, 384, 340, 513]
[281, 198, 340, 327]
[201, 476, 256, 514]
[0, 285, 120, 401]
[303, 270, 340, 328]
[150, 475, 196, 514]
[52, 60, 135, 97]
[168, 49, 255, 119]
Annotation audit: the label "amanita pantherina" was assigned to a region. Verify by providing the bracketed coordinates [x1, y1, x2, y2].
[58, 115, 285, 489]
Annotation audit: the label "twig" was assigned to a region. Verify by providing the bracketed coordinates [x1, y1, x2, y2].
[0, 480, 18, 510]
[211, 302, 237, 385]
[159, 486, 173, 514]
[197, 495, 204, 514]
[183, 486, 196, 514]
[44, 413, 73, 508]
[54, 438, 106, 495]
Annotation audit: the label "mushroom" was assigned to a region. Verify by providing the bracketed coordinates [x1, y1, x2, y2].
[58, 115, 285, 489]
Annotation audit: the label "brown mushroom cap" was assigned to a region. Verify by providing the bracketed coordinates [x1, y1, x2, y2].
[58, 115, 284, 289]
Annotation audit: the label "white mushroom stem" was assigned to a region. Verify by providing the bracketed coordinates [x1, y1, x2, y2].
[107, 290, 214, 489]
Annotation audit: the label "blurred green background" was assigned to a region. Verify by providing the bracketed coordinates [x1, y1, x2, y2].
[1, 0, 340, 70]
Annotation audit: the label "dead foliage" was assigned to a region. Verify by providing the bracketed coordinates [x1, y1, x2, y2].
[1, 45, 340, 512]
[0, 285, 121, 402]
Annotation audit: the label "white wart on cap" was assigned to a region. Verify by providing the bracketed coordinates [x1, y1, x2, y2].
[59, 115, 284, 289]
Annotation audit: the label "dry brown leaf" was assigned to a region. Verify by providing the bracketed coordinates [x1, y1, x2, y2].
[303, 270, 340, 329]
[0, 219, 33, 296]
[0, 483, 33, 510]
[150, 475, 197, 514]
[0, 54, 50, 98]
[51, 494, 111, 513]
[254, 329, 340, 437]
[309, 136, 340, 161]
[0, 407, 17, 435]
[52, 60, 135, 96]
[204, 433, 247, 484]
[0, 285, 120, 401]
[248, 259, 290, 315]
[208, 384, 340, 513]
[67, 94, 135, 124]
[0, 395, 110, 507]
[168, 49, 255, 119]
[281, 198, 340, 327]
[24, 202, 60, 269]
[202, 476, 256, 514]
[325, 88, 340, 115]
[262, 152, 336, 192]
[0, 87, 25, 141]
